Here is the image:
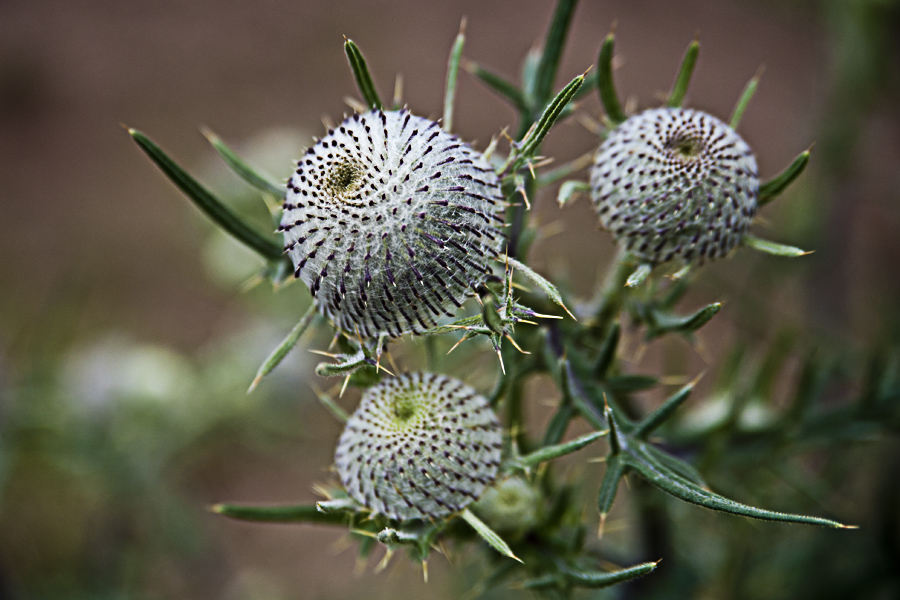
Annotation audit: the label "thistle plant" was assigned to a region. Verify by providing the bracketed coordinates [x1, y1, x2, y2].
[124, 2, 893, 597]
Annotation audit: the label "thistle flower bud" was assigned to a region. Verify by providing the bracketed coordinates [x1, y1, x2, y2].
[590, 108, 758, 265]
[472, 476, 540, 539]
[280, 109, 505, 338]
[334, 372, 502, 521]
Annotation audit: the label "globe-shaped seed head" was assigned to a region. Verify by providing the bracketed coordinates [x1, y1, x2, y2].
[590, 107, 758, 265]
[280, 109, 505, 339]
[334, 372, 502, 521]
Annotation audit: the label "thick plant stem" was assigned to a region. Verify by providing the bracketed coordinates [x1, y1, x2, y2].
[504, 347, 528, 453]
[507, 173, 536, 260]
[593, 248, 633, 332]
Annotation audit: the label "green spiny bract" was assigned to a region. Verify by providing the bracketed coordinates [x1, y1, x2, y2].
[280, 109, 505, 339]
[590, 107, 758, 265]
[334, 372, 502, 521]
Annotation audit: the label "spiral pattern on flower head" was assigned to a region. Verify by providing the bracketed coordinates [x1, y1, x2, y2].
[590, 108, 758, 265]
[334, 372, 502, 521]
[280, 109, 506, 339]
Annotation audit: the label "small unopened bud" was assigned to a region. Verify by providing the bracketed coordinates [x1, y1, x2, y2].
[472, 476, 540, 539]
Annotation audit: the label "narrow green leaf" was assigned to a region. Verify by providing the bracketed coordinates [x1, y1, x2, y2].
[605, 403, 622, 454]
[128, 128, 283, 261]
[573, 69, 598, 100]
[515, 431, 606, 469]
[561, 359, 607, 430]
[730, 68, 761, 129]
[422, 314, 484, 336]
[594, 321, 620, 378]
[634, 379, 697, 438]
[466, 61, 528, 112]
[597, 30, 626, 124]
[315, 349, 372, 378]
[460, 508, 523, 563]
[507, 257, 574, 319]
[344, 38, 382, 110]
[758, 149, 811, 206]
[248, 304, 317, 393]
[556, 180, 590, 207]
[628, 451, 850, 527]
[443, 19, 466, 133]
[534, 0, 579, 107]
[606, 374, 658, 393]
[743, 234, 810, 257]
[647, 303, 721, 337]
[313, 387, 350, 423]
[543, 404, 575, 446]
[515, 72, 585, 162]
[212, 503, 348, 525]
[642, 444, 707, 487]
[668, 36, 699, 108]
[597, 453, 626, 530]
[520, 46, 542, 108]
[538, 151, 594, 186]
[560, 560, 659, 588]
[626, 263, 652, 287]
[203, 129, 285, 198]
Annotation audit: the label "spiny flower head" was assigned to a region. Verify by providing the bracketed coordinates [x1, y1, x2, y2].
[280, 109, 506, 339]
[590, 107, 758, 265]
[334, 372, 502, 521]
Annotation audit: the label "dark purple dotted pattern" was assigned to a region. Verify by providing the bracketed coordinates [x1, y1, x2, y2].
[590, 108, 758, 265]
[280, 110, 505, 339]
[334, 372, 502, 521]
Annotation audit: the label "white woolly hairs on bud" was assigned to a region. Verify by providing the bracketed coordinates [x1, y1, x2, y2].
[334, 372, 503, 521]
[280, 109, 506, 339]
[590, 107, 759, 265]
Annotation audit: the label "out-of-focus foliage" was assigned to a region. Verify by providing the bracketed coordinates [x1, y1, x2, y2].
[2, 0, 900, 598]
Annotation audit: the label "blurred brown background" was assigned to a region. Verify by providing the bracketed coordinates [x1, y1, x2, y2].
[1, 0, 899, 598]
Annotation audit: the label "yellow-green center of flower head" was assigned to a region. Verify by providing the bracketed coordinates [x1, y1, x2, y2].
[325, 159, 362, 197]
[334, 372, 503, 521]
[590, 107, 759, 265]
[390, 391, 420, 424]
[279, 109, 506, 340]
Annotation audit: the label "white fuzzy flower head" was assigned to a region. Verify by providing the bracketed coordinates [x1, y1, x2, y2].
[590, 108, 758, 265]
[334, 372, 502, 521]
[280, 109, 505, 339]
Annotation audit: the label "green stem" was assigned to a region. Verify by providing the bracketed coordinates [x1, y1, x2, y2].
[534, 0, 579, 108]
[593, 248, 633, 331]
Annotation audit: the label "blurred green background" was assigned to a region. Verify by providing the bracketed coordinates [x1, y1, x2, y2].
[1, 0, 899, 598]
